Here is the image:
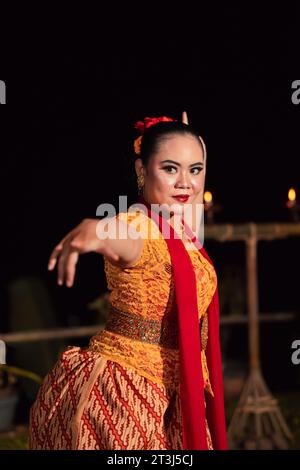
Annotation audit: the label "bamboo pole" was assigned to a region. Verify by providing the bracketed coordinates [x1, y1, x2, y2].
[205, 222, 300, 241]
[0, 325, 104, 344]
[246, 226, 260, 369]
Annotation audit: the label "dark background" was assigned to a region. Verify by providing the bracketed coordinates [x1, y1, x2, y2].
[1, 5, 300, 395]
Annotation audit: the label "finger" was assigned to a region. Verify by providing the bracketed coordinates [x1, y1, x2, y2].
[65, 251, 79, 287]
[48, 228, 79, 270]
[48, 243, 64, 270]
[57, 246, 70, 286]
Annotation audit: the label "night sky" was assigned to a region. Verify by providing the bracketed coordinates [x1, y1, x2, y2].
[1, 7, 300, 385]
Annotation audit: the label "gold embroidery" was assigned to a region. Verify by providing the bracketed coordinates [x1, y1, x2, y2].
[200, 311, 209, 351]
[164, 262, 172, 274]
[105, 303, 178, 349]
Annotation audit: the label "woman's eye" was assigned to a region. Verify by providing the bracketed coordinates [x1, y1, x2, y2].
[163, 166, 177, 174]
[162, 166, 203, 175]
[191, 167, 203, 175]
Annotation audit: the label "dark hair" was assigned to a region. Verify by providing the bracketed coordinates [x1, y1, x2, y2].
[136, 121, 204, 167]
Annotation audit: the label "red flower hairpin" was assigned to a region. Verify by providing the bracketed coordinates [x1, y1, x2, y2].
[134, 116, 175, 133]
[133, 116, 176, 155]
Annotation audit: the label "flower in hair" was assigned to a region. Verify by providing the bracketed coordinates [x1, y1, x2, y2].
[133, 116, 176, 155]
[134, 135, 143, 155]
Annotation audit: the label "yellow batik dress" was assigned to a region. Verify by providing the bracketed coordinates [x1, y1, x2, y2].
[29, 209, 217, 450]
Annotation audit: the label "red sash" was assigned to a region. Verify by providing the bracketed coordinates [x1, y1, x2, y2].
[138, 196, 227, 450]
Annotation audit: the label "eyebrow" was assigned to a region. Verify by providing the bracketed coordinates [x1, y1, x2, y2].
[160, 159, 204, 167]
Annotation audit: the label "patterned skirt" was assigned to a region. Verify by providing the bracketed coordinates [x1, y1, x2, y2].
[29, 346, 213, 450]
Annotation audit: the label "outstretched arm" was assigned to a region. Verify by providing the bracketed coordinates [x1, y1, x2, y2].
[48, 217, 143, 287]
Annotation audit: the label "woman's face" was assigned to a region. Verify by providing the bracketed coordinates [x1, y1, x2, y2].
[136, 134, 205, 216]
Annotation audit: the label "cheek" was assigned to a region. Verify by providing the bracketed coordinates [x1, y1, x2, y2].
[150, 172, 177, 191]
[191, 173, 205, 191]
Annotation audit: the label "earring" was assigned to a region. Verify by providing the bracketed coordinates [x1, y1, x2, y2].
[137, 172, 145, 195]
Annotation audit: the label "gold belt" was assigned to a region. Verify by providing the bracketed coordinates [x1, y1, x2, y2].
[105, 304, 179, 349]
[103, 304, 208, 351]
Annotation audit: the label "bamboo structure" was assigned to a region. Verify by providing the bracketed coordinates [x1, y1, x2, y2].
[205, 222, 300, 450]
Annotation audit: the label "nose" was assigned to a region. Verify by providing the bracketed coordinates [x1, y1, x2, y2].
[175, 170, 191, 189]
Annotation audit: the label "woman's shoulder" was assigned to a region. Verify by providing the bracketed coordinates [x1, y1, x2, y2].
[116, 208, 161, 241]
[116, 207, 148, 223]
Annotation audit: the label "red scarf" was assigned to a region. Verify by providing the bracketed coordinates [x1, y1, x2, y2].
[138, 196, 227, 450]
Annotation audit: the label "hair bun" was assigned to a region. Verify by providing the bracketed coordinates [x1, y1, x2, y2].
[133, 116, 176, 156]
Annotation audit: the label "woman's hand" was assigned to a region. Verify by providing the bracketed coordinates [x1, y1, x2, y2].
[47, 218, 120, 288]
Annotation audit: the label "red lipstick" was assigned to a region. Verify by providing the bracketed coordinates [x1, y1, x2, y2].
[173, 195, 190, 203]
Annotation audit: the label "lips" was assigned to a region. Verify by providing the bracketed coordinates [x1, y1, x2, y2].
[173, 195, 190, 203]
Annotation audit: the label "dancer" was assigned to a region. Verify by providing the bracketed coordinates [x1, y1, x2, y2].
[29, 113, 227, 450]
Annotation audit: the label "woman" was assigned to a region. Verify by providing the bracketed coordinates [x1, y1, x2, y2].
[29, 115, 227, 450]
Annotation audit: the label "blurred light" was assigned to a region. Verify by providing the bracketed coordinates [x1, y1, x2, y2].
[288, 188, 296, 202]
[204, 191, 213, 204]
